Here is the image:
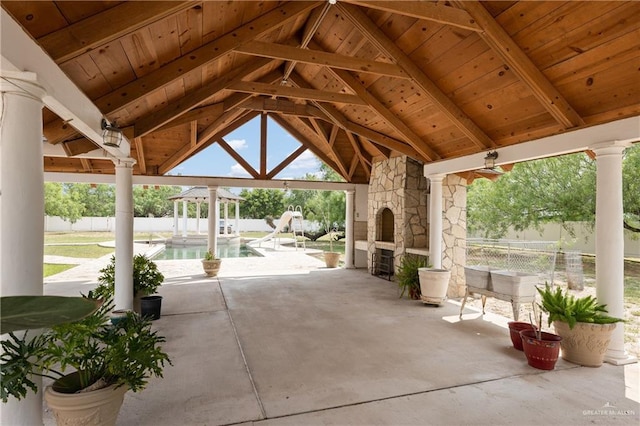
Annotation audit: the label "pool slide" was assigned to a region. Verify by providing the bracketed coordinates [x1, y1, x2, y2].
[248, 210, 301, 247]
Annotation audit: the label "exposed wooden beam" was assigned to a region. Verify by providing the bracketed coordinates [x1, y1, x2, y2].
[329, 66, 437, 161]
[282, 3, 331, 82]
[236, 41, 409, 79]
[80, 158, 93, 172]
[348, 1, 481, 32]
[197, 109, 253, 152]
[336, 3, 495, 150]
[227, 80, 367, 105]
[309, 117, 329, 141]
[134, 57, 272, 137]
[453, 1, 584, 128]
[44, 119, 80, 145]
[240, 97, 329, 120]
[266, 144, 308, 179]
[39, 1, 195, 63]
[270, 114, 347, 181]
[95, 1, 319, 114]
[190, 121, 198, 148]
[260, 114, 268, 178]
[155, 103, 225, 132]
[328, 125, 339, 148]
[348, 155, 359, 180]
[345, 121, 422, 160]
[346, 131, 372, 167]
[217, 137, 260, 179]
[357, 134, 389, 159]
[134, 137, 146, 175]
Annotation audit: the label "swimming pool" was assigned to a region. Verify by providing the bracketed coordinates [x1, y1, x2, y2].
[153, 244, 259, 260]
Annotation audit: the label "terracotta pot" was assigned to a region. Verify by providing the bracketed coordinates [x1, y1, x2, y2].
[508, 322, 535, 351]
[45, 382, 128, 426]
[520, 329, 562, 370]
[202, 259, 222, 277]
[324, 252, 340, 268]
[553, 321, 617, 367]
[418, 268, 451, 305]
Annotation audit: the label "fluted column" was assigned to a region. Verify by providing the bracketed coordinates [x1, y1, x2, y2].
[0, 72, 46, 426]
[345, 189, 355, 268]
[114, 158, 135, 311]
[592, 141, 635, 365]
[427, 174, 445, 269]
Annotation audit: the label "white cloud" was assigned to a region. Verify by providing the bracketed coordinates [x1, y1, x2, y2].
[228, 163, 251, 178]
[227, 139, 247, 150]
[289, 150, 320, 170]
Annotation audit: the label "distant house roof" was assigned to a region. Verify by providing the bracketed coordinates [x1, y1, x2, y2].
[168, 187, 243, 202]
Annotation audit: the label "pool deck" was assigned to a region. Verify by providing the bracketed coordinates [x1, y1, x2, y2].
[41, 247, 639, 426]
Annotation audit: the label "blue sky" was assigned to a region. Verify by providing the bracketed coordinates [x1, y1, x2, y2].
[168, 116, 322, 181]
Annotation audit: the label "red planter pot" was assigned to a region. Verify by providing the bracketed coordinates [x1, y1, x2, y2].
[520, 329, 562, 370]
[508, 322, 535, 351]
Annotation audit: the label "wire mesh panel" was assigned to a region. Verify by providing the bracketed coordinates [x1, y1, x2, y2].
[466, 239, 558, 285]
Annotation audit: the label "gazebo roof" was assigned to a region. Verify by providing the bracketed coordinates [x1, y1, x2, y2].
[168, 187, 243, 203]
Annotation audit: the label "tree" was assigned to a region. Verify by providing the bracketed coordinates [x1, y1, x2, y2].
[238, 188, 286, 219]
[44, 183, 85, 223]
[306, 190, 345, 234]
[468, 146, 640, 238]
[68, 184, 115, 217]
[623, 144, 640, 233]
[133, 186, 182, 217]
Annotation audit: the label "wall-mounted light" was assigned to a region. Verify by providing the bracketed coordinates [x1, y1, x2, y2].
[484, 151, 498, 169]
[101, 119, 123, 148]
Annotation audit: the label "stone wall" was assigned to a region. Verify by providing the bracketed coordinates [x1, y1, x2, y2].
[367, 156, 428, 272]
[442, 175, 467, 297]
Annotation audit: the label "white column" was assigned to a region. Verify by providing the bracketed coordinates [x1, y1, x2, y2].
[182, 200, 188, 237]
[345, 190, 355, 268]
[114, 159, 135, 311]
[173, 201, 179, 236]
[0, 72, 45, 426]
[207, 186, 219, 255]
[223, 201, 229, 235]
[428, 174, 445, 269]
[235, 201, 240, 236]
[592, 141, 635, 365]
[196, 201, 201, 234]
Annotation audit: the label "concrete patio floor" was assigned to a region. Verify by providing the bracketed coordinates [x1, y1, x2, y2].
[43, 251, 639, 426]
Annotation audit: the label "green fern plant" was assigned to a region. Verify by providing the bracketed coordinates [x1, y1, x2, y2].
[396, 255, 428, 299]
[536, 283, 623, 329]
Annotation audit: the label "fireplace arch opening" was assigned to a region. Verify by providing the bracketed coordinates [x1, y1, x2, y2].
[377, 207, 394, 242]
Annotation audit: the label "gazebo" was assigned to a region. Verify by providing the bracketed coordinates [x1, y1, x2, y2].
[167, 187, 243, 246]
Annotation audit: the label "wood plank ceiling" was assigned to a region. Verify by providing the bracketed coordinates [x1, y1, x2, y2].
[3, 1, 639, 184]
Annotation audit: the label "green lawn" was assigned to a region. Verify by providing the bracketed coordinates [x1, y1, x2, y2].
[44, 264, 76, 277]
[44, 245, 114, 258]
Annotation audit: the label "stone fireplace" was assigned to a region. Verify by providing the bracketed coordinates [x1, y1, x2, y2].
[367, 157, 428, 274]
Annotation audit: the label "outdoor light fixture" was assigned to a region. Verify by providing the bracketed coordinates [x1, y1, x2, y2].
[484, 151, 498, 169]
[328, 0, 337, 4]
[101, 119, 123, 148]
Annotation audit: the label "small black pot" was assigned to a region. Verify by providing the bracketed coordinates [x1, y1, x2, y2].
[140, 295, 162, 320]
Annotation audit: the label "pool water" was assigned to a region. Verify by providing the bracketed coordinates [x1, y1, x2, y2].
[153, 245, 259, 260]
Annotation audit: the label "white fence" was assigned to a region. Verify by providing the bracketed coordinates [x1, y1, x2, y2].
[44, 216, 321, 234]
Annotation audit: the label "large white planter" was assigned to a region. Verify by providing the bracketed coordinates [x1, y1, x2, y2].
[45, 383, 128, 426]
[553, 321, 617, 367]
[418, 268, 451, 305]
[324, 252, 340, 268]
[464, 265, 493, 290]
[490, 270, 538, 297]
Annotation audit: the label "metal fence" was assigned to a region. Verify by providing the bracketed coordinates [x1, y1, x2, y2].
[466, 239, 559, 284]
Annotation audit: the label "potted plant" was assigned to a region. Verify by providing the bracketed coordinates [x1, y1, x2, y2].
[202, 249, 222, 277]
[519, 309, 563, 370]
[417, 267, 451, 305]
[0, 296, 171, 426]
[537, 283, 623, 367]
[95, 254, 164, 315]
[396, 255, 428, 300]
[323, 228, 341, 268]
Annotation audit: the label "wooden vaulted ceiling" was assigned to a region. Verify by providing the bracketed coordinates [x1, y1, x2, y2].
[3, 1, 639, 184]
